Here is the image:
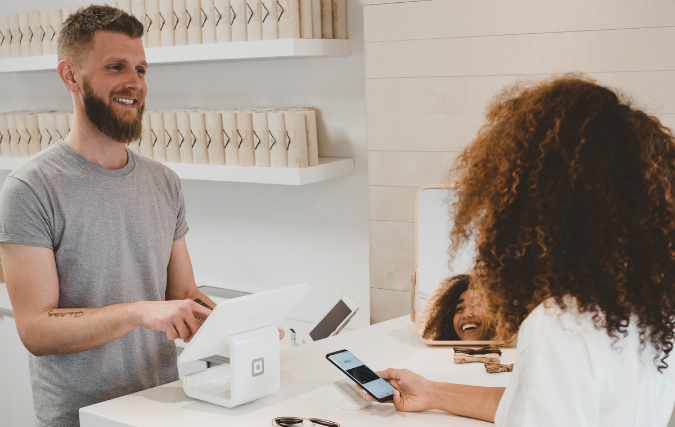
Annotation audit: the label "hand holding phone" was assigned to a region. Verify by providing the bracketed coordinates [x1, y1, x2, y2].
[361, 368, 436, 412]
[326, 349, 396, 403]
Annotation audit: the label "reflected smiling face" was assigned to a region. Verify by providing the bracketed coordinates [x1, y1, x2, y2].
[453, 290, 492, 341]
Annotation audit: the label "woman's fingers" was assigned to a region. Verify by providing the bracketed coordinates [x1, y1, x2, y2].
[362, 392, 376, 401]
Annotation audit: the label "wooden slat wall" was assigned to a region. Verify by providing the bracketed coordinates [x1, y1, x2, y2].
[365, 0, 675, 323]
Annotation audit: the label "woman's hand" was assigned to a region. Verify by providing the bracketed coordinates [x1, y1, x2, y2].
[362, 368, 437, 412]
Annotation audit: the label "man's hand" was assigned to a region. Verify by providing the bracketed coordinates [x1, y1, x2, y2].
[133, 299, 213, 343]
[362, 368, 437, 412]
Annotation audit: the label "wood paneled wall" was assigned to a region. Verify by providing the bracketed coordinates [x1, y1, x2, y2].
[365, 0, 675, 323]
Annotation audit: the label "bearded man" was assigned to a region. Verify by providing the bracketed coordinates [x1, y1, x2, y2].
[0, 6, 218, 427]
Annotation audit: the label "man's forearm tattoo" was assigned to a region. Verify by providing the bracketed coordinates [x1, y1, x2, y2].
[47, 310, 84, 318]
[194, 298, 213, 324]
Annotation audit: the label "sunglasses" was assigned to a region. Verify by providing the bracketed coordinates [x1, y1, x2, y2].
[272, 417, 340, 427]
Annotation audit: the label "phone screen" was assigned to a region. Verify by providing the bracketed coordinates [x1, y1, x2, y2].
[309, 300, 353, 341]
[327, 350, 395, 401]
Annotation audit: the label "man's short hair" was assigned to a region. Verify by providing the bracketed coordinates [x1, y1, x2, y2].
[57, 5, 144, 63]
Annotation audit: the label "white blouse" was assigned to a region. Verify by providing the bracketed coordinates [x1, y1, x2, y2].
[495, 299, 675, 427]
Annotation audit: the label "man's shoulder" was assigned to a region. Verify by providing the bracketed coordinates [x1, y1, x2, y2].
[131, 150, 181, 184]
[8, 143, 71, 187]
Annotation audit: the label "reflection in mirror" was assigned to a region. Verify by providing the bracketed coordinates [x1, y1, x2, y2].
[416, 186, 496, 344]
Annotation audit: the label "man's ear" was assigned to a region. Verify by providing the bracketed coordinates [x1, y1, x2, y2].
[56, 60, 80, 93]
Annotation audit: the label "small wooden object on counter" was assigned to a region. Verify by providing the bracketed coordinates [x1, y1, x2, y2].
[484, 363, 513, 373]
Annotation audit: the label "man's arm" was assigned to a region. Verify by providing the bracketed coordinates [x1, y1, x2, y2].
[0, 242, 212, 356]
[165, 237, 217, 309]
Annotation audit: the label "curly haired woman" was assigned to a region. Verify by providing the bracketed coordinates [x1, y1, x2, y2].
[365, 75, 675, 426]
[421, 274, 494, 341]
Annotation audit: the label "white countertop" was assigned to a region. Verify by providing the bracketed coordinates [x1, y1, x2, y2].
[80, 316, 515, 427]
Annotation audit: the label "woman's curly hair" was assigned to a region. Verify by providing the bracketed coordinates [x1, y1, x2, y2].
[449, 74, 675, 370]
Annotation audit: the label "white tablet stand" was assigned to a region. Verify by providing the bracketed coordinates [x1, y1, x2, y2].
[179, 283, 310, 408]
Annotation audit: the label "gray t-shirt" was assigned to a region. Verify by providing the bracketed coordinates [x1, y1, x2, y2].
[0, 140, 189, 427]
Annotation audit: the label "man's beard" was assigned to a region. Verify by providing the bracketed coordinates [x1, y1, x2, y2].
[81, 79, 144, 143]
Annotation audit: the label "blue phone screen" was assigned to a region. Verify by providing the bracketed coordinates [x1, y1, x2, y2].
[328, 351, 395, 400]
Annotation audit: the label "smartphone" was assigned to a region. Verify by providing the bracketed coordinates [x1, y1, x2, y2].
[326, 349, 396, 403]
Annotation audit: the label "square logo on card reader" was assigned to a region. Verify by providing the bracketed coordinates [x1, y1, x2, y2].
[252, 358, 264, 377]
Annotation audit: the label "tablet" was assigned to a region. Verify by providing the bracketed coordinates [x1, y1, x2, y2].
[304, 294, 358, 343]
[179, 283, 310, 363]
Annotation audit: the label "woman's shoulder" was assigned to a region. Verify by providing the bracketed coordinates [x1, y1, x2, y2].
[516, 297, 608, 353]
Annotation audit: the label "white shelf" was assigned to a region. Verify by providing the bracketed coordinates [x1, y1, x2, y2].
[0, 39, 351, 73]
[0, 156, 354, 185]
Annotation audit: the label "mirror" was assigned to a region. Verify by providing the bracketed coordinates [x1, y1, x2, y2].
[414, 185, 495, 345]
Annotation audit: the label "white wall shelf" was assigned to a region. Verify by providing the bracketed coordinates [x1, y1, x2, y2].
[0, 39, 351, 73]
[0, 156, 354, 185]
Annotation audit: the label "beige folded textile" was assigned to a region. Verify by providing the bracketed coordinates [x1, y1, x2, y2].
[0, 115, 10, 157]
[247, 0, 263, 41]
[231, 0, 247, 41]
[173, 0, 189, 45]
[298, 0, 312, 38]
[189, 112, 209, 164]
[320, 0, 331, 39]
[146, 0, 162, 47]
[186, 0, 203, 44]
[6, 115, 20, 157]
[222, 111, 239, 165]
[267, 111, 287, 168]
[261, 0, 278, 40]
[252, 112, 271, 167]
[8, 15, 21, 58]
[236, 111, 255, 166]
[202, 0, 218, 44]
[205, 111, 226, 165]
[278, 0, 300, 39]
[214, 0, 232, 43]
[150, 112, 168, 162]
[331, 0, 346, 39]
[19, 13, 30, 57]
[0, 15, 10, 59]
[25, 114, 41, 156]
[284, 112, 309, 168]
[159, 0, 176, 46]
[29, 11, 43, 57]
[176, 111, 193, 163]
[131, 0, 149, 46]
[163, 112, 181, 163]
[140, 113, 154, 158]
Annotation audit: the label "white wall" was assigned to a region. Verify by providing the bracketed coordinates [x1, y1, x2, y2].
[0, 0, 370, 327]
[364, 0, 675, 323]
